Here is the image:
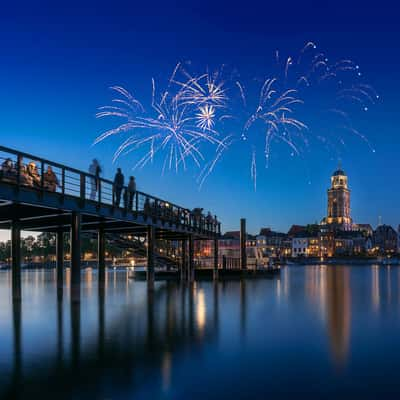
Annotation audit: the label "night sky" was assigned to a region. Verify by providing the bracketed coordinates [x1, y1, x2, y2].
[0, 0, 398, 235]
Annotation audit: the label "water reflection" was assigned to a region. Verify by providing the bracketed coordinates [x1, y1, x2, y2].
[11, 299, 22, 400]
[325, 267, 351, 367]
[302, 266, 351, 366]
[372, 265, 380, 312]
[2, 266, 400, 398]
[0, 272, 222, 399]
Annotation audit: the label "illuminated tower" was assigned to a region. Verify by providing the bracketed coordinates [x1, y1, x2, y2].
[324, 166, 352, 230]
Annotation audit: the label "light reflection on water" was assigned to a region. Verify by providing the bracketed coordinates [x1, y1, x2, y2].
[1, 265, 400, 399]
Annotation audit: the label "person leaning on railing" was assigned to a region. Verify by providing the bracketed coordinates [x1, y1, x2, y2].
[43, 166, 59, 192]
[20, 164, 33, 186]
[27, 162, 41, 188]
[0, 158, 17, 183]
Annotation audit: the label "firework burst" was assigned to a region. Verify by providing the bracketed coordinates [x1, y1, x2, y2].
[95, 68, 227, 173]
[95, 43, 378, 190]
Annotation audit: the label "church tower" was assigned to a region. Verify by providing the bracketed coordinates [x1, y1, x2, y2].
[324, 165, 352, 230]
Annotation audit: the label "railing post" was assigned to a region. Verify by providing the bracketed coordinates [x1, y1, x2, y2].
[16, 155, 22, 187]
[112, 184, 115, 207]
[40, 161, 45, 190]
[61, 168, 65, 196]
[98, 179, 102, 204]
[154, 200, 158, 218]
[80, 174, 86, 201]
[222, 255, 227, 270]
[135, 192, 139, 212]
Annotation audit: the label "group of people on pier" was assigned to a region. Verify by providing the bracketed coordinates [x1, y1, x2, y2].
[89, 161, 218, 232]
[0, 156, 219, 233]
[0, 158, 59, 191]
[89, 160, 137, 209]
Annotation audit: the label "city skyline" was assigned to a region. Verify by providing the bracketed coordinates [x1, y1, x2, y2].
[0, 162, 395, 242]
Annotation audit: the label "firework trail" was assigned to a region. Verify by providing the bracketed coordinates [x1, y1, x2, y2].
[95, 66, 228, 173]
[230, 77, 307, 189]
[274, 41, 378, 155]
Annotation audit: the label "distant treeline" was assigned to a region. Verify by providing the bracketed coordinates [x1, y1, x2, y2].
[0, 232, 126, 262]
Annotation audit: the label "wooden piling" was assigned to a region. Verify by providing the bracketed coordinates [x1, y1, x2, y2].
[70, 212, 81, 302]
[213, 238, 219, 280]
[56, 230, 64, 297]
[98, 227, 106, 288]
[188, 235, 194, 282]
[181, 239, 187, 281]
[240, 218, 247, 270]
[147, 225, 155, 285]
[11, 221, 21, 301]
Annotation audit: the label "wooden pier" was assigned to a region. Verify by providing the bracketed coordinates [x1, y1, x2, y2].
[0, 145, 222, 301]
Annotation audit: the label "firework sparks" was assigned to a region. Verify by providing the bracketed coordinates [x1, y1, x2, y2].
[95, 72, 226, 173]
[196, 104, 216, 131]
[95, 43, 378, 189]
[235, 77, 307, 187]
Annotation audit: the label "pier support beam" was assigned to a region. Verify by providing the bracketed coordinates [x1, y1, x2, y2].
[11, 221, 21, 301]
[181, 239, 187, 281]
[147, 225, 155, 286]
[188, 234, 194, 282]
[70, 212, 81, 302]
[98, 227, 106, 289]
[213, 238, 219, 280]
[56, 230, 64, 297]
[240, 218, 247, 270]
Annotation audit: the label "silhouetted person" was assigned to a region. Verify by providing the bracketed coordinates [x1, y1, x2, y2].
[89, 159, 102, 200]
[127, 176, 136, 210]
[113, 168, 124, 207]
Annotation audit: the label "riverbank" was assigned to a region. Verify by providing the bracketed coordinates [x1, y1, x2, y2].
[289, 257, 400, 266]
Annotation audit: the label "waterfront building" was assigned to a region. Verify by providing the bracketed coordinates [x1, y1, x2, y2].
[354, 224, 374, 237]
[256, 228, 287, 260]
[289, 225, 321, 258]
[373, 224, 398, 254]
[321, 166, 352, 231]
[219, 231, 257, 259]
[397, 225, 400, 253]
[292, 237, 309, 257]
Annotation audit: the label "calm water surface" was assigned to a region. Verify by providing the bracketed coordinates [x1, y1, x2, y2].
[0, 265, 399, 399]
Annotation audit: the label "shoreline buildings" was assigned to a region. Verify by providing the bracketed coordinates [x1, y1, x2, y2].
[217, 166, 399, 263]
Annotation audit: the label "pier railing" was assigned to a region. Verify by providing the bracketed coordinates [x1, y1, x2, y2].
[0, 146, 221, 235]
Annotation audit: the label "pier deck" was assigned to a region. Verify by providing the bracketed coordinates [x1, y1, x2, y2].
[0, 145, 221, 300]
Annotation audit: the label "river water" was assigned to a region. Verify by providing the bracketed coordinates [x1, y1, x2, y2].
[0, 265, 399, 399]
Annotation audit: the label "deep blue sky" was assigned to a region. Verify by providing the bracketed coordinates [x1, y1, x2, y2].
[0, 0, 398, 234]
